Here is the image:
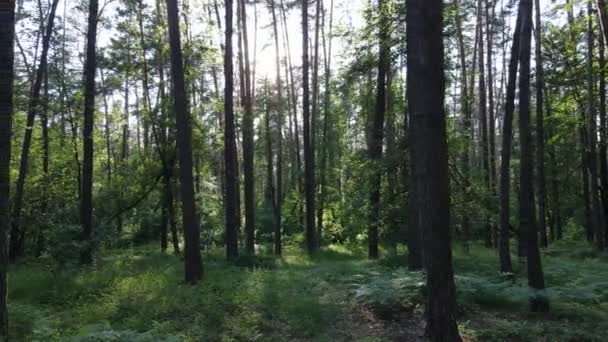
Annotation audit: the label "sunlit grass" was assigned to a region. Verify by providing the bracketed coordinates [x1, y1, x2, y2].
[6, 240, 608, 341]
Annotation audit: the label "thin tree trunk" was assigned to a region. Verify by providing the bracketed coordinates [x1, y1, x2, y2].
[600, 22, 608, 245]
[9, 0, 59, 261]
[498, 5, 522, 275]
[80, 0, 99, 264]
[455, 0, 471, 251]
[224, 0, 239, 260]
[587, 1, 605, 250]
[303, 0, 317, 254]
[486, 0, 498, 247]
[519, 0, 548, 312]
[270, 0, 284, 256]
[368, 0, 390, 259]
[0, 0, 16, 336]
[239, 0, 256, 255]
[317, 0, 333, 246]
[534, 0, 548, 247]
[477, 0, 492, 248]
[165, 0, 204, 283]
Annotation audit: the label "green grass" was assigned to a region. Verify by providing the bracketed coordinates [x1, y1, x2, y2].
[6, 240, 608, 341]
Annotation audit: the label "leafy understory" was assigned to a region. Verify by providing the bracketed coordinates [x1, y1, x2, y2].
[7, 242, 607, 341]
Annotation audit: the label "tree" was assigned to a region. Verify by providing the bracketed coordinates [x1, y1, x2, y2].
[165, 0, 203, 284]
[498, 4, 522, 275]
[368, 0, 390, 259]
[224, 0, 239, 261]
[238, 0, 256, 255]
[80, 0, 99, 264]
[270, 0, 283, 256]
[303, 0, 317, 254]
[534, 0, 548, 247]
[587, 1, 605, 250]
[10, 0, 60, 261]
[407, 0, 462, 340]
[518, 0, 548, 312]
[0, 0, 16, 336]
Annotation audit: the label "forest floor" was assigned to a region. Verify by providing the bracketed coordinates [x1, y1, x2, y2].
[6, 239, 608, 341]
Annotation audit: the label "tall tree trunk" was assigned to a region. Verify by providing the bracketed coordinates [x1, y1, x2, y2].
[407, 0, 462, 339]
[224, 0, 239, 261]
[598, 0, 608, 43]
[165, 0, 203, 283]
[9, 0, 59, 261]
[239, 0, 256, 255]
[100, 69, 113, 182]
[519, 0, 548, 312]
[498, 5, 522, 275]
[477, 0, 492, 248]
[280, 0, 304, 227]
[0, 0, 16, 336]
[317, 0, 333, 246]
[368, 0, 389, 259]
[270, 0, 284, 256]
[455, 0, 471, 251]
[303, 0, 317, 254]
[600, 22, 608, 245]
[534, 0, 548, 247]
[486, 0, 498, 247]
[80, 0, 99, 265]
[587, 1, 605, 250]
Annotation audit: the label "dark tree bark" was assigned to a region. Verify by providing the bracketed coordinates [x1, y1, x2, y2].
[407, 0, 462, 340]
[317, 0, 333, 246]
[476, 0, 492, 248]
[486, 0, 498, 247]
[270, 0, 284, 256]
[600, 23, 608, 245]
[367, 0, 389, 259]
[534, 0, 548, 247]
[587, 1, 605, 250]
[598, 0, 608, 43]
[165, 0, 203, 283]
[455, 0, 472, 252]
[0, 0, 16, 336]
[303, 0, 317, 254]
[80, 0, 99, 264]
[224, 0, 239, 261]
[498, 5, 522, 275]
[518, 0, 548, 312]
[9, 0, 59, 261]
[239, 0, 256, 255]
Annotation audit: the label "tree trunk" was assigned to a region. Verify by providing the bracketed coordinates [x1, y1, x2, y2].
[0, 0, 16, 336]
[303, 0, 317, 254]
[407, 0, 462, 339]
[239, 0, 256, 255]
[534, 0, 548, 247]
[587, 1, 605, 250]
[600, 23, 608, 246]
[498, 5, 522, 275]
[9, 0, 59, 261]
[368, 0, 389, 259]
[224, 0, 239, 261]
[80, 0, 99, 265]
[270, 0, 284, 256]
[317, 0, 333, 246]
[165, 0, 203, 284]
[455, 0, 471, 251]
[476, 0, 492, 248]
[519, 0, 549, 312]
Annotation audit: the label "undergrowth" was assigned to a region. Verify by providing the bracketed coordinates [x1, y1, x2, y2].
[6, 241, 608, 341]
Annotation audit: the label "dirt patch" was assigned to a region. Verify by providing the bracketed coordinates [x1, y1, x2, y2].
[329, 304, 427, 341]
